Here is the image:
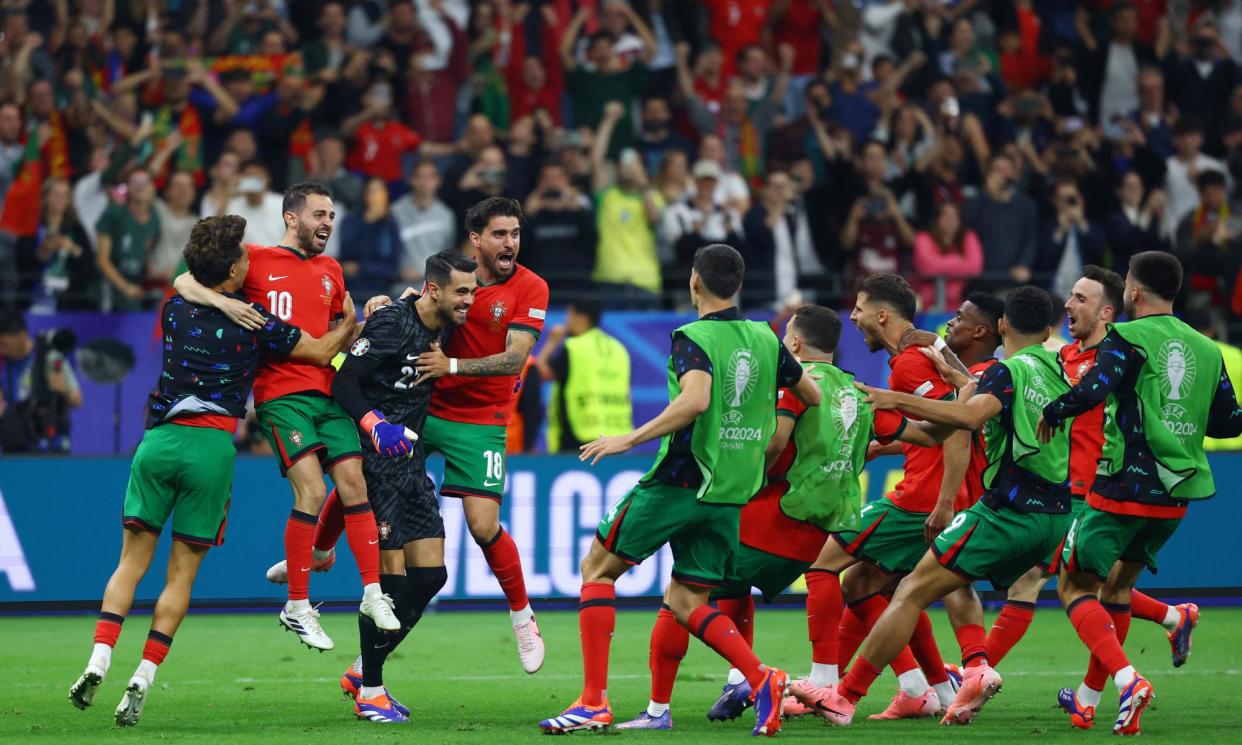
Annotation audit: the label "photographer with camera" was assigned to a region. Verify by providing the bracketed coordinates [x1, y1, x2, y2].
[841, 141, 915, 285]
[1038, 178, 1107, 302]
[0, 312, 82, 454]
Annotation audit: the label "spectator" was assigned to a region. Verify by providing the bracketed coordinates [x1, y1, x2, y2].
[590, 102, 664, 308]
[827, 46, 881, 145]
[695, 134, 752, 214]
[302, 1, 352, 80]
[340, 176, 404, 300]
[765, 0, 835, 118]
[1165, 118, 1230, 235]
[72, 147, 111, 254]
[0, 103, 22, 204]
[965, 153, 1038, 284]
[658, 159, 745, 271]
[305, 132, 363, 213]
[95, 167, 160, 311]
[0, 312, 82, 453]
[401, 3, 468, 143]
[1175, 169, 1241, 304]
[505, 5, 566, 127]
[393, 161, 457, 288]
[653, 149, 692, 205]
[150, 171, 200, 288]
[524, 162, 597, 302]
[912, 201, 983, 311]
[635, 95, 692, 176]
[701, 0, 769, 78]
[536, 298, 633, 454]
[343, 81, 452, 194]
[31, 178, 94, 313]
[1103, 170, 1169, 271]
[218, 162, 285, 248]
[1122, 66, 1173, 162]
[1083, 3, 1158, 134]
[1166, 21, 1239, 155]
[742, 168, 833, 309]
[200, 151, 242, 220]
[1038, 178, 1109, 300]
[841, 141, 916, 282]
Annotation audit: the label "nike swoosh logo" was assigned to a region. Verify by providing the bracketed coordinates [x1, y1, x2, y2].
[300, 566, 312, 572]
[483, 480, 502, 487]
[268, 274, 289, 281]
[368, 539, 379, 545]
[406, 352, 419, 361]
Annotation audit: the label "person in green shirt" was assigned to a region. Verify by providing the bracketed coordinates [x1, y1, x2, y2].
[795, 286, 1076, 729]
[95, 167, 161, 311]
[537, 245, 821, 737]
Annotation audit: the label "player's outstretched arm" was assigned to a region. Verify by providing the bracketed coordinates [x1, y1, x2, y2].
[172, 271, 265, 330]
[289, 292, 357, 365]
[858, 382, 999, 431]
[580, 370, 711, 465]
[1041, 330, 1133, 434]
[416, 328, 536, 381]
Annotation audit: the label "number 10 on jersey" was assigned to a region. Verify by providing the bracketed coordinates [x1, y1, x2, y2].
[267, 290, 293, 320]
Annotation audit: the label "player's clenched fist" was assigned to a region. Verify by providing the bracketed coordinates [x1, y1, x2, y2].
[361, 409, 415, 458]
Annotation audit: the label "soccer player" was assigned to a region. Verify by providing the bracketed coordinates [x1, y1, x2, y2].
[802, 286, 1076, 726]
[315, 196, 551, 672]
[617, 305, 959, 730]
[790, 274, 973, 718]
[174, 182, 398, 650]
[68, 216, 357, 725]
[975, 268, 1197, 689]
[537, 245, 822, 736]
[1038, 252, 1242, 735]
[327, 249, 479, 723]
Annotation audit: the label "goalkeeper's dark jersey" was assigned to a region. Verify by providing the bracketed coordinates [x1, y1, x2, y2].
[332, 297, 451, 450]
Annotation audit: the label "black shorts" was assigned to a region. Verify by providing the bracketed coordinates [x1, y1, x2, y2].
[363, 446, 444, 549]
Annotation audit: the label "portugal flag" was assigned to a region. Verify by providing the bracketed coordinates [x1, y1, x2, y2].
[0, 135, 44, 237]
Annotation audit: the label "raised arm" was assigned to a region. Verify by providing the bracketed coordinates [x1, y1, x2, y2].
[591, 101, 626, 193]
[560, 6, 591, 71]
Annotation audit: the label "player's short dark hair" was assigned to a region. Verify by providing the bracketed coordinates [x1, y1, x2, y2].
[1128, 250, 1183, 302]
[0, 311, 27, 337]
[791, 305, 842, 353]
[692, 244, 745, 299]
[282, 180, 333, 215]
[424, 249, 478, 288]
[465, 196, 524, 236]
[857, 273, 917, 321]
[1082, 265, 1125, 315]
[1004, 285, 1056, 335]
[184, 215, 247, 287]
[570, 298, 604, 327]
[965, 292, 1004, 341]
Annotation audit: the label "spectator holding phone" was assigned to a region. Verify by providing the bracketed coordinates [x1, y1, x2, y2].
[841, 141, 915, 283]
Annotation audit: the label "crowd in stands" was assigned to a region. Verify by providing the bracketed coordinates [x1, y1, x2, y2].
[4, 0, 1242, 327]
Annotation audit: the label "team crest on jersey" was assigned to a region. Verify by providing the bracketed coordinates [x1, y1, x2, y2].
[378, 522, 391, 541]
[290, 430, 304, 447]
[1077, 361, 1090, 380]
[351, 338, 371, 356]
[320, 274, 334, 306]
[489, 300, 508, 329]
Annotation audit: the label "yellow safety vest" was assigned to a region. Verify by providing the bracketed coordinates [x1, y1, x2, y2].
[548, 327, 633, 451]
[1205, 340, 1242, 451]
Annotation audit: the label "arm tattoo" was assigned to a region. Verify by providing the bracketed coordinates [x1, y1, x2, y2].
[457, 329, 537, 376]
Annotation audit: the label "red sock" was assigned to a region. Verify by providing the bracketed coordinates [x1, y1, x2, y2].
[688, 604, 766, 689]
[342, 503, 381, 587]
[480, 529, 530, 611]
[142, 630, 172, 665]
[313, 488, 345, 553]
[840, 655, 882, 703]
[285, 510, 317, 601]
[1129, 591, 1168, 624]
[911, 611, 949, 684]
[805, 570, 843, 665]
[1084, 601, 1132, 690]
[1068, 597, 1131, 681]
[94, 611, 124, 647]
[716, 595, 756, 647]
[955, 623, 988, 668]
[649, 606, 689, 704]
[985, 600, 1035, 667]
[838, 594, 887, 669]
[579, 583, 616, 707]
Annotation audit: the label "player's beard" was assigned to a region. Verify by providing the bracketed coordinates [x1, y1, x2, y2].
[296, 222, 326, 255]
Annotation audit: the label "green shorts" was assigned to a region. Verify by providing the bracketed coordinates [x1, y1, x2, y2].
[713, 545, 810, 603]
[423, 415, 508, 502]
[933, 501, 1071, 590]
[1039, 495, 1087, 573]
[123, 424, 236, 546]
[597, 479, 740, 588]
[831, 497, 929, 574]
[256, 393, 362, 476]
[1062, 505, 1182, 580]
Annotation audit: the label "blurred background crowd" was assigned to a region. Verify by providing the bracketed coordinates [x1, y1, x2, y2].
[3, 0, 1242, 322]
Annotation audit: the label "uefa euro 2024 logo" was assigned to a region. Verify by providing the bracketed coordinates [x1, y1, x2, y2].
[1159, 339, 1196, 402]
[726, 348, 757, 408]
[832, 387, 859, 436]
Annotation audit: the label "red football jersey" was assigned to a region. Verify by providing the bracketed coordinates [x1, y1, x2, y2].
[429, 264, 549, 425]
[1060, 340, 1104, 497]
[346, 121, 422, 183]
[242, 244, 345, 405]
[739, 387, 905, 562]
[960, 358, 999, 506]
[886, 345, 957, 513]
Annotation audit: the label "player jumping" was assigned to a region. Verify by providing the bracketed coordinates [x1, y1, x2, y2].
[1039, 252, 1242, 735]
[328, 250, 479, 723]
[175, 182, 398, 650]
[538, 245, 823, 736]
[69, 216, 356, 725]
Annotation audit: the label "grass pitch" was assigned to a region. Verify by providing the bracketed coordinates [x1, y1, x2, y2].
[4, 605, 1240, 743]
